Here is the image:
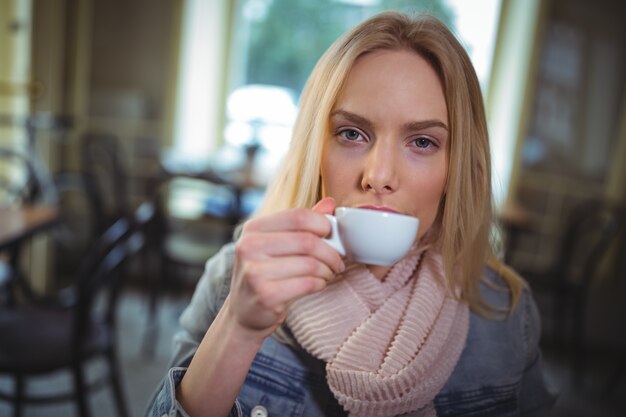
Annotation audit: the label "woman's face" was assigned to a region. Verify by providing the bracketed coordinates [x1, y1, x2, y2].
[321, 49, 449, 240]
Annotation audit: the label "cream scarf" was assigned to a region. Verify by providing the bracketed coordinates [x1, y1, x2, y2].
[286, 250, 469, 417]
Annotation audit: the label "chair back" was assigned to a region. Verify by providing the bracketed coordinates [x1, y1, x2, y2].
[80, 132, 128, 233]
[555, 199, 622, 290]
[51, 172, 100, 287]
[72, 202, 155, 345]
[155, 174, 239, 263]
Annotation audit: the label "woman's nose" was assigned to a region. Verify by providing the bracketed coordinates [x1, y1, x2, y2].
[360, 141, 398, 194]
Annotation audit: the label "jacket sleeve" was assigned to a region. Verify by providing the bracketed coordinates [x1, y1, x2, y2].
[145, 243, 239, 417]
[519, 288, 558, 416]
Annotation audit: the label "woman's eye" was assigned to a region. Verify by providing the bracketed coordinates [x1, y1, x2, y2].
[339, 129, 363, 141]
[413, 137, 435, 149]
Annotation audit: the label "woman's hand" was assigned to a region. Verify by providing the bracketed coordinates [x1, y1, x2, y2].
[177, 198, 343, 417]
[225, 197, 344, 336]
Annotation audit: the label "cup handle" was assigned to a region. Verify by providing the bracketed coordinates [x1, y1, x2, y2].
[322, 214, 346, 256]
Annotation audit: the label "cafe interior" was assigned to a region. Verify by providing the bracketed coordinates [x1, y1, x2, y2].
[1, 0, 625, 416]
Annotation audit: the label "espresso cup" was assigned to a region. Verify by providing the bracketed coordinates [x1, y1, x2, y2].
[323, 207, 419, 266]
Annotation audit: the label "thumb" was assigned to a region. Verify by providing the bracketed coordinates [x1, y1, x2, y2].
[312, 196, 336, 215]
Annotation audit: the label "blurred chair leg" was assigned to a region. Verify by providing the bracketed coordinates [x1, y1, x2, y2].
[106, 348, 129, 417]
[572, 293, 586, 386]
[0, 262, 15, 307]
[1, 247, 38, 306]
[72, 362, 89, 417]
[13, 374, 23, 417]
[142, 291, 159, 357]
[142, 253, 165, 357]
[142, 303, 159, 357]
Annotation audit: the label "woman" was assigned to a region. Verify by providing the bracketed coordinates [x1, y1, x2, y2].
[147, 12, 555, 417]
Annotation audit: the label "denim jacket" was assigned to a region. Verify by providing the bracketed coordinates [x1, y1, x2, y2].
[146, 244, 556, 417]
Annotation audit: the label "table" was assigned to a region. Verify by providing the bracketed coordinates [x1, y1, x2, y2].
[0, 205, 60, 303]
[161, 155, 267, 223]
[0, 205, 60, 251]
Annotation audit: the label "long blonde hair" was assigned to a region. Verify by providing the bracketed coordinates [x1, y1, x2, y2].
[256, 12, 523, 315]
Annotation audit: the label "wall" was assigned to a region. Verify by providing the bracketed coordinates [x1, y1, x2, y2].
[89, 0, 174, 121]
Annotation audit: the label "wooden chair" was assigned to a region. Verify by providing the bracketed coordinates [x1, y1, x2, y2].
[49, 172, 101, 291]
[0, 202, 156, 417]
[141, 174, 239, 355]
[0, 171, 100, 304]
[80, 132, 129, 234]
[0, 148, 48, 306]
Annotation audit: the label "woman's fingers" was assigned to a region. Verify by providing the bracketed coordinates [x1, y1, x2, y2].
[311, 196, 336, 215]
[231, 256, 332, 331]
[241, 256, 335, 286]
[236, 231, 344, 273]
[243, 207, 331, 236]
[240, 257, 333, 310]
[228, 204, 346, 333]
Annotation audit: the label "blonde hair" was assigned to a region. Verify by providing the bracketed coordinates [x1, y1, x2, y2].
[256, 12, 523, 315]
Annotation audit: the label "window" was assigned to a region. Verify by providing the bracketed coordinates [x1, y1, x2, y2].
[0, 0, 33, 148]
[173, 0, 502, 178]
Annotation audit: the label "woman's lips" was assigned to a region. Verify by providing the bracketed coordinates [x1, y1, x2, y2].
[357, 205, 401, 214]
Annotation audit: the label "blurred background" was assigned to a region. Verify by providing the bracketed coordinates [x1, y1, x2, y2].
[0, 0, 625, 416]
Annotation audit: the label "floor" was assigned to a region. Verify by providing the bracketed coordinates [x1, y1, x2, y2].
[1, 289, 625, 417]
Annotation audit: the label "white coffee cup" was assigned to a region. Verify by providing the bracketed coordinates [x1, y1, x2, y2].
[323, 207, 419, 266]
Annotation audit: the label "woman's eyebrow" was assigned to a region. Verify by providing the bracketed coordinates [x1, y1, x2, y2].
[403, 120, 448, 132]
[331, 109, 374, 131]
[331, 109, 448, 132]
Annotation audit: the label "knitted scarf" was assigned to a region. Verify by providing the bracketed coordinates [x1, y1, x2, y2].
[286, 250, 469, 417]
